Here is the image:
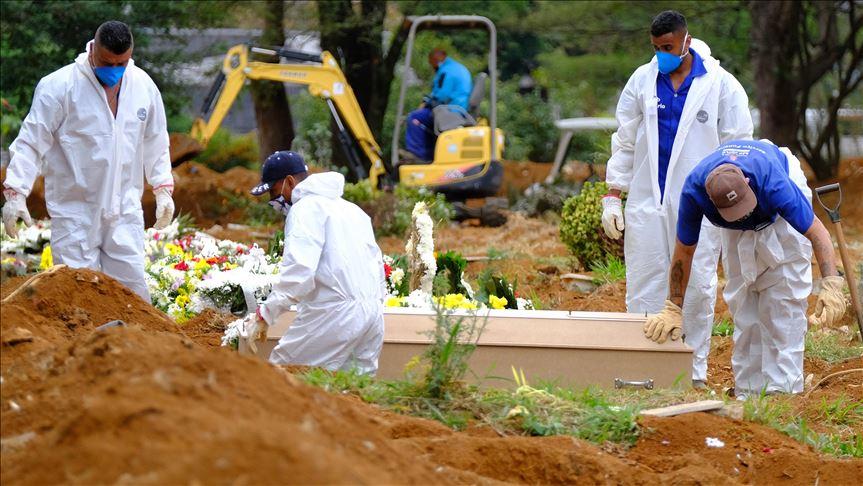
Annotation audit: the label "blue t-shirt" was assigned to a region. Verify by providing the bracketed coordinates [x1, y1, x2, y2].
[429, 57, 472, 110]
[677, 140, 815, 246]
[656, 48, 707, 200]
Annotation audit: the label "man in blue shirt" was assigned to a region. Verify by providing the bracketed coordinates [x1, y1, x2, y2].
[602, 10, 753, 388]
[404, 49, 472, 161]
[644, 140, 847, 397]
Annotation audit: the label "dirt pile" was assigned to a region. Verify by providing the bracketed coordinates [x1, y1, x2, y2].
[3, 267, 860, 484]
[631, 412, 863, 484]
[1, 267, 179, 365]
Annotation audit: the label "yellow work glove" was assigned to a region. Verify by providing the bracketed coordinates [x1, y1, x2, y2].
[808, 276, 847, 327]
[643, 300, 683, 344]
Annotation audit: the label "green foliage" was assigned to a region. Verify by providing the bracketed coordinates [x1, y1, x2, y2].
[559, 181, 624, 267]
[341, 180, 375, 205]
[712, 318, 734, 337]
[817, 394, 863, 426]
[0, 0, 239, 145]
[267, 229, 284, 259]
[196, 129, 260, 172]
[421, 307, 487, 400]
[198, 284, 246, 315]
[590, 256, 626, 286]
[434, 250, 469, 296]
[290, 91, 334, 169]
[496, 80, 556, 161]
[475, 270, 518, 309]
[805, 331, 863, 364]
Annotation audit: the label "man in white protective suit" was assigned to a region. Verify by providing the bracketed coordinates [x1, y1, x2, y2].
[2, 21, 174, 301]
[245, 151, 386, 374]
[601, 10, 753, 387]
[643, 139, 847, 398]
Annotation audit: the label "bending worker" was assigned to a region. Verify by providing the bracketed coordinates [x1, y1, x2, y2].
[2, 20, 174, 301]
[404, 48, 472, 161]
[601, 10, 753, 387]
[246, 151, 386, 374]
[644, 140, 847, 397]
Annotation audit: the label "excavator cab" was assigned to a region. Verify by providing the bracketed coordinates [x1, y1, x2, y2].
[390, 16, 505, 201]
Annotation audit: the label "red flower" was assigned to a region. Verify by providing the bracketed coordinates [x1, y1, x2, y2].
[174, 261, 189, 271]
[384, 263, 392, 278]
[236, 246, 246, 255]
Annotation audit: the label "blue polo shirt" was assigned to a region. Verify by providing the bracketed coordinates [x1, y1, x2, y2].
[657, 48, 707, 200]
[677, 140, 815, 246]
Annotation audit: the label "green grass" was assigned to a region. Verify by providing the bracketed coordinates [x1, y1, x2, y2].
[743, 392, 863, 458]
[590, 256, 626, 286]
[805, 330, 863, 363]
[712, 318, 734, 337]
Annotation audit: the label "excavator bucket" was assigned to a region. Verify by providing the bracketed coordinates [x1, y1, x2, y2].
[169, 133, 205, 167]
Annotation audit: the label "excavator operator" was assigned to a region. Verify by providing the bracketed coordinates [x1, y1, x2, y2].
[404, 48, 472, 162]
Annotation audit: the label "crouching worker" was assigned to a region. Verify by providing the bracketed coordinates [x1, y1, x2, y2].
[245, 151, 386, 374]
[644, 139, 847, 397]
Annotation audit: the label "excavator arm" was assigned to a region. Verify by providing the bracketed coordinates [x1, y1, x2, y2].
[176, 44, 389, 188]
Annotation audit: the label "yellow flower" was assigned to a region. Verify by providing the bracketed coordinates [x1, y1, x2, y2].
[385, 296, 405, 307]
[1, 257, 16, 265]
[489, 295, 508, 310]
[175, 294, 190, 307]
[222, 262, 238, 270]
[39, 245, 53, 270]
[435, 293, 477, 310]
[165, 243, 184, 256]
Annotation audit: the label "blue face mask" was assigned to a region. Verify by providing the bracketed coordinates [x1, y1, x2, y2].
[93, 65, 126, 87]
[655, 33, 689, 74]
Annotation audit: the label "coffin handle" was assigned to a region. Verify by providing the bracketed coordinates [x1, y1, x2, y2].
[614, 378, 654, 390]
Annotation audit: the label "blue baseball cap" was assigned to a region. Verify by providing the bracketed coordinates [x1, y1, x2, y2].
[250, 151, 309, 196]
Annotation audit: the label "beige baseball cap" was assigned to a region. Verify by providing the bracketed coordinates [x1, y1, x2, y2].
[705, 163, 757, 222]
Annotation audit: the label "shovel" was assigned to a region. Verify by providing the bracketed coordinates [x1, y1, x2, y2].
[814, 183, 863, 340]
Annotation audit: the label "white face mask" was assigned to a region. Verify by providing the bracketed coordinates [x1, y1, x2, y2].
[269, 195, 291, 216]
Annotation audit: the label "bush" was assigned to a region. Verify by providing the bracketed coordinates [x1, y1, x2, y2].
[496, 80, 557, 162]
[559, 181, 623, 267]
[344, 182, 453, 238]
[197, 129, 260, 173]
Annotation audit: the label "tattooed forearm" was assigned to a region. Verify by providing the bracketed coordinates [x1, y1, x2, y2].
[805, 218, 839, 277]
[668, 239, 696, 308]
[669, 260, 684, 301]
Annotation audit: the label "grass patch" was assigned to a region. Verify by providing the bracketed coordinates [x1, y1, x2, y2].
[743, 392, 863, 458]
[805, 330, 863, 363]
[712, 318, 734, 337]
[589, 256, 626, 286]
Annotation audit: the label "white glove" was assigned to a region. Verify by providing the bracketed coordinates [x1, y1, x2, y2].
[2, 188, 33, 239]
[243, 310, 269, 354]
[601, 195, 624, 240]
[153, 185, 175, 230]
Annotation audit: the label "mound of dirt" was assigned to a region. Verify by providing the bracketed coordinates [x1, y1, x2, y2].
[631, 412, 863, 484]
[182, 308, 238, 348]
[1, 267, 178, 363]
[2, 266, 859, 484]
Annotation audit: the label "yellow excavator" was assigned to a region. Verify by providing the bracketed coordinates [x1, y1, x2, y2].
[170, 15, 506, 206]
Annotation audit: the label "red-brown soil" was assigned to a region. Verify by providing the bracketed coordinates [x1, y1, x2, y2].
[3, 266, 860, 484]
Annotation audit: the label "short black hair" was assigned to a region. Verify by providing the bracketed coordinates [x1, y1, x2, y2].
[650, 10, 687, 37]
[96, 21, 133, 54]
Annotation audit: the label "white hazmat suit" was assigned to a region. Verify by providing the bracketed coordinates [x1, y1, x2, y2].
[3, 42, 173, 300]
[723, 147, 812, 396]
[258, 172, 386, 374]
[605, 40, 753, 381]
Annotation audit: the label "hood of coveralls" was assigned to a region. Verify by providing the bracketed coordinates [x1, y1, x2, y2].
[291, 172, 346, 204]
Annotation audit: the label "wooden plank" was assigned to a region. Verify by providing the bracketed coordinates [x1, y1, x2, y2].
[639, 400, 725, 417]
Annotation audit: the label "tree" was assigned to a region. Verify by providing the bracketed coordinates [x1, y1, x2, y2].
[750, 0, 862, 180]
[248, 0, 294, 160]
[317, 0, 411, 142]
